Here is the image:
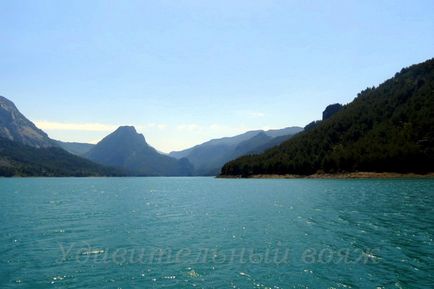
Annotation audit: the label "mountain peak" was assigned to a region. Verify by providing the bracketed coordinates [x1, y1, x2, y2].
[115, 126, 137, 133]
[0, 95, 16, 107]
[96, 125, 146, 147]
[0, 95, 55, 148]
[85, 126, 193, 176]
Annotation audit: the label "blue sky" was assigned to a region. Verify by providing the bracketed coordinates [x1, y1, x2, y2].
[1, 0, 433, 152]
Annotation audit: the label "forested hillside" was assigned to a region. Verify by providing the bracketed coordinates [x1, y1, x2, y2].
[0, 137, 122, 177]
[221, 58, 434, 176]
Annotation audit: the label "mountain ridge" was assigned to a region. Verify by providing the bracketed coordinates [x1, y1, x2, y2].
[0, 137, 122, 177]
[84, 126, 194, 176]
[0, 96, 123, 176]
[0, 96, 57, 148]
[169, 127, 303, 175]
[221, 58, 434, 176]
[56, 140, 95, 155]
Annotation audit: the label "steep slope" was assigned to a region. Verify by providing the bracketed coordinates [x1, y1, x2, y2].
[84, 126, 193, 176]
[0, 137, 121, 177]
[221, 58, 434, 176]
[56, 140, 94, 155]
[0, 95, 122, 177]
[0, 96, 56, 147]
[169, 127, 303, 175]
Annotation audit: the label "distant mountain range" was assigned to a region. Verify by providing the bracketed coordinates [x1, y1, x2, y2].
[60, 125, 302, 176]
[0, 94, 302, 176]
[56, 140, 94, 155]
[84, 126, 193, 176]
[221, 58, 434, 176]
[169, 127, 303, 175]
[3, 58, 433, 177]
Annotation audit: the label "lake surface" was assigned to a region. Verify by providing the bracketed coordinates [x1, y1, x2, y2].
[0, 177, 433, 289]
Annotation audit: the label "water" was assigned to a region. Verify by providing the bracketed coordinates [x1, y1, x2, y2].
[0, 177, 433, 289]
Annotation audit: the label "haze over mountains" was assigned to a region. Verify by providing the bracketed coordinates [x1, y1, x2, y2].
[71, 125, 303, 176]
[56, 141, 94, 156]
[169, 127, 302, 175]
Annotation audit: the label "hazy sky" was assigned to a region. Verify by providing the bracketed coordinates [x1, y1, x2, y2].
[1, 0, 433, 152]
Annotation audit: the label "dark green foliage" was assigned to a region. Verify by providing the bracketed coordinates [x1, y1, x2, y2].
[304, 121, 322, 132]
[221, 58, 434, 176]
[323, 103, 343, 120]
[0, 137, 123, 177]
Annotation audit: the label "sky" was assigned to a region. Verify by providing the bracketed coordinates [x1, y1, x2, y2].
[1, 0, 433, 152]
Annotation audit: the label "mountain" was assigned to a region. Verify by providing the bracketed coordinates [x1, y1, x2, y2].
[265, 127, 304, 138]
[169, 127, 303, 175]
[246, 133, 295, 154]
[56, 140, 94, 155]
[0, 95, 122, 177]
[84, 126, 193, 176]
[231, 132, 273, 156]
[0, 137, 121, 177]
[221, 58, 434, 176]
[169, 130, 262, 160]
[0, 96, 56, 148]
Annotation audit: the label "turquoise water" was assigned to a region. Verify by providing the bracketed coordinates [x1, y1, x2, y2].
[0, 178, 433, 289]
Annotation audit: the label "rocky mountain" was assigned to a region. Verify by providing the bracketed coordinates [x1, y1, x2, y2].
[169, 127, 303, 175]
[84, 126, 193, 176]
[0, 96, 56, 148]
[221, 58, 434, 176]
[0, 95, 122, 177]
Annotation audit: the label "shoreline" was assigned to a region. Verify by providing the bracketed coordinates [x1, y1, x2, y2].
[218, 172, 434, 179]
